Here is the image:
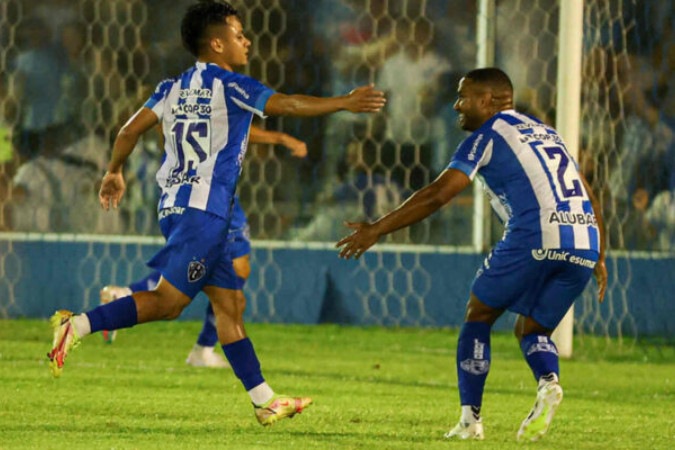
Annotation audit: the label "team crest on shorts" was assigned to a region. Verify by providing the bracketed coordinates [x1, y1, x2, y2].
[187, 259, 206, 282]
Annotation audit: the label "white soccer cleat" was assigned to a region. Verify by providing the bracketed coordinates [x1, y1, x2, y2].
[517, 380, 563, 442]
[444, 421, 485, 440]
[185, 344, 230, 368]
[100, 285, 132, 304]
[99, 285, 132, 343]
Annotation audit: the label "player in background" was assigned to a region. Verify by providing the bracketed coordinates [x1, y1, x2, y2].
[336, 68, 607, 442]
[100, 125, 308, 369]
[48, 0, 385, 427]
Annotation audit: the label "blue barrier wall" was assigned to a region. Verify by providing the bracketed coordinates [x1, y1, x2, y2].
[1, 239, 673, 340]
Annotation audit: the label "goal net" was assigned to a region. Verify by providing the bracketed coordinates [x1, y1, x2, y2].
[0, 0, 672, 345]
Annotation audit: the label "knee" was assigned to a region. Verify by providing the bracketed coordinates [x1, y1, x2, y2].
[465, 294, 502, 325]
[222, 292, 246, 318]
[152, 292, 190, 320]
[162, 304, 186, 320]
[209, 290, 246, 321]
[513, 315, 551, 342]
[235, 291, 246, 313]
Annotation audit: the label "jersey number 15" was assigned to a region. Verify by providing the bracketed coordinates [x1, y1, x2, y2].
[170, 119, 211, 178]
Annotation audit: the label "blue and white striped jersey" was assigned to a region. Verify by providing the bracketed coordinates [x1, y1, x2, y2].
[144, 62, 275, 219]
[448, 110, 599, 251]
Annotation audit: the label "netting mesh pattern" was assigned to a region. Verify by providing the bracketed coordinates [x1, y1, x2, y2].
[0, 0, 479, 245]
[0, 1, 672, 341]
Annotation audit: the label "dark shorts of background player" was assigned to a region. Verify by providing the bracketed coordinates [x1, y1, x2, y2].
[471, 244, 598, 330]
[226, 224, 251, 259]
[148, 207, 245, 298]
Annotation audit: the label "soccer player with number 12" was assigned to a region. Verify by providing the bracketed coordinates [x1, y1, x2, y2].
[337, 68, 607, 442]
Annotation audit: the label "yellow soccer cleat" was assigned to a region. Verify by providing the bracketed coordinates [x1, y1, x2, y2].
[254, 395, 312, 426]
[47, 310, 80, 378]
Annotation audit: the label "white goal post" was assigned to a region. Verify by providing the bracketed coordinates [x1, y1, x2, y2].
[552, 0, 584, 358]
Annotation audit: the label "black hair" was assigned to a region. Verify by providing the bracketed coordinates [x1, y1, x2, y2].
[181, 0, 239, 57]
[464, 67, 513, 93]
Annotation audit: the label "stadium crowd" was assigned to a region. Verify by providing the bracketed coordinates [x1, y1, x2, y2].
[0, 0, 672, 251]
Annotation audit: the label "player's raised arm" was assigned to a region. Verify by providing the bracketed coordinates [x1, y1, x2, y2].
[99, 107, 158, 210]
[249, 125, 308, 158]
[264, 84, 386, 117]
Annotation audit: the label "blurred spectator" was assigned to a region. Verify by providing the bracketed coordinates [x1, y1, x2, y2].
[0, 75, 17, 231]
[643, 189, 675, 251]
[10, 16, 66, 161]
[54, 21, 89, 143]
[426, 0, 476, 70]
[606, 53, 674, 250]
[109, 84, 161, 235]
[377, 17, 451, 145]
[495, 0, 558, 126]
[27, 0, 78, 44]
[121, 132, 162, 235]
[630, 114, 675, 251]
[376, 17, 452, 189]
[310, 0, 398, 187]
[141, 0, 194, 84]
[9, 131, 121, 234]
[291, 117, 407, 242]
[430, 70, 469, 176]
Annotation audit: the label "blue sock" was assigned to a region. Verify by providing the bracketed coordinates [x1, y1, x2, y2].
[197, 303, 219, 347]
[520, 334, 559, 381]
[86, 296, 138, 333]
[456, 321, 492, 408]
[222, 338, 265, 390]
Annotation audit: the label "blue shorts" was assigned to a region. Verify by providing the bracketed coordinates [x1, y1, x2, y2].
[227, 224, 251, 259]
[129, 271, 161, 293]
[148, 208, 245, 298]
[471, 246, 598, 330]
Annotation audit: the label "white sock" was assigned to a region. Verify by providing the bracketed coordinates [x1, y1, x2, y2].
[72, 314, 92, 337]
[248, 382, 275, 406]
[538, 372, 559, 387]
[460, 405, 481, 423]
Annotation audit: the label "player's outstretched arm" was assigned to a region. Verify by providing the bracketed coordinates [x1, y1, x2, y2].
[580, 173, 608, 302]
[99, 107, 158, 210]
[264, 84, 386, 117]
[336, 169, 471, 259]
[249, 126, 307, 158]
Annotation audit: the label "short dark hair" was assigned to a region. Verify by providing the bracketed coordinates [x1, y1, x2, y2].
[464, 67, 513, 93]
[181, 0, 239, 57]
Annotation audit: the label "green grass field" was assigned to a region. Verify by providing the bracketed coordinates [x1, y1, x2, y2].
[1, 319, 673, 449]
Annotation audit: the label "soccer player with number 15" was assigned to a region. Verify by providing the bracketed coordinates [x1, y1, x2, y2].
[47, 0, 385, 427]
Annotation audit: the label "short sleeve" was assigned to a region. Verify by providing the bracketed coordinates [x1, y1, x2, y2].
[223, 74, 275, 118]
[143, 79, 174, 121]
[447, 131, 493, 180]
